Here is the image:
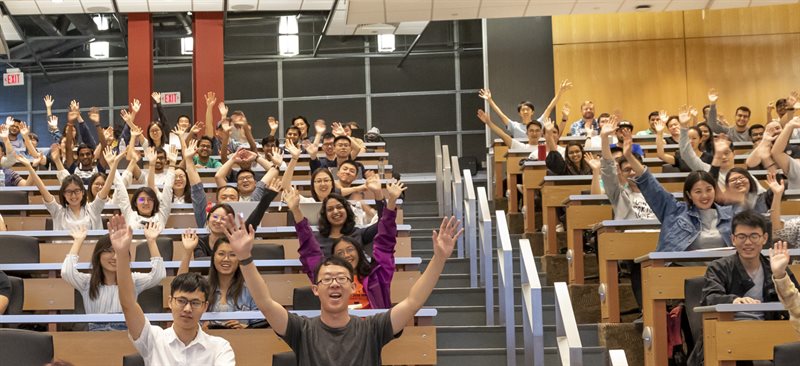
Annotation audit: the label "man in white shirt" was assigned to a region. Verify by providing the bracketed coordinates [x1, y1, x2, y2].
[110, 215, 235, 366]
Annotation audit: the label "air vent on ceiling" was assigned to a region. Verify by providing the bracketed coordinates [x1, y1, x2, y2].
[354, 23, 396, 34]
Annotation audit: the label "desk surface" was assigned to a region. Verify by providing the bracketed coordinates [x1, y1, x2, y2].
[694, 303, 786, 313]
[0, 225, 412, 239]
[635, 248, 800, 263]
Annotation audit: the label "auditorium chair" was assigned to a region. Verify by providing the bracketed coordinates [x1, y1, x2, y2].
[134, 236, 175, 262]
[0, 235, 39, 264]
[272, 351, 297, 366]
[684, 276, 706, 350]
[122, 353, 145, 366]
[0, 328, 54, 365]
[292, 286, 321, 310]
[774, 341, 800, 366]
[137, 285, 164, 313]
[252, 243, 284, 274]
[0, 191, 28, 204]
[1, 276, 23, 329]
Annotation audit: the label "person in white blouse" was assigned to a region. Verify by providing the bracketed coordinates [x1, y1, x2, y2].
[61, 224, 166, 331]
[109, 215, 235, 365]
[113, 149, 176, 230]
[21, 147, 123, 230]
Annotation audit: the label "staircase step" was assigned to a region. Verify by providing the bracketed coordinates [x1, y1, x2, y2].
[434, 304, 558, 327]
[436, 346, 608, 366]
[426, 286, 554, 307]
[436, 324, 600, 349]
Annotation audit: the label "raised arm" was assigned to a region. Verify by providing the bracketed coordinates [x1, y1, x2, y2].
[477, 109, 514, 147]
[654, 115, 675, 165]
[705, 89, 731, 135]
[18, 156, 55, 203]
[781, 92, 799, 125]
[177, 229, 199, 275]
[97, 147, 123, 200]
[268, 117, 279, 137]
[391, 217, 463, 334]
[142, 222, 163, 259]
[144, 147, 157, 190]
[109, 215, 147, 340]
[769, 242, 800, 327]
[44, 95, 54, 118]
[182, 139, 202, 185]
[600, 116, 618, 160]
[214, 155, 238, 188]
[585, 153, 602, 195]
[287, 186, 324, 280]
[542, 118, 559, 153]
[538, 79, 572, 121]
[767, 172, 785, 234]
[151, 92, 169, 125]
[67, 226, 88, 256]
[770, 117, 799, 173]
[224, 215, 289, 335]
[282, 140, 301, 189]
[478, 89, 513, 127]
[204, 92, 217, 138]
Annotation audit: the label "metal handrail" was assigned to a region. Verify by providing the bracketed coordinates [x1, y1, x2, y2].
[609, 350, 628, 366]
[477, 186, 493, 325]
[495, 211, 515, 365]
[463, 168, 478, 288]
[555, 282, 583, 365]
[451, 156, 464, 258]
[519, 239, 544, 365]
[435, 135, 443, 217]
[442, 145, 453, 216]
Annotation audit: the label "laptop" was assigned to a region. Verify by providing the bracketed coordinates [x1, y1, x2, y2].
[299, 202, 323, 226]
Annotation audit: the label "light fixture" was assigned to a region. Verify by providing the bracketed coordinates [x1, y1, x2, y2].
[90, 41, 109, 59]
[93, 14, 109, 31]
[377, 34, 395, 53]
[278, 16, 299, 56]
[181, 37, 193, 55]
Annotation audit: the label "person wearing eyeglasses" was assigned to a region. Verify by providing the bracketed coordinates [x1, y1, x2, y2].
[109, 215, 235, 365]
[62, 223, 165, 331]
[113, 147, 175, 230]
[223, 213, 461, 365]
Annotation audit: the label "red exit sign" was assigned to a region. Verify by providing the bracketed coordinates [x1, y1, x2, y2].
[3, 71, 24, 87]
[162, 91, 181, 105]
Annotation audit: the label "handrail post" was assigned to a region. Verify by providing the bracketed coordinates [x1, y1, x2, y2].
[495, 210, 515, 365]
[477, 187, 493, 325]
[442, 145, 453, 216]
[451, 156, 464, 258]
[555, 282, 583, 366]
[520, 239, 544, 365]
[435, 136, 443, 217]
[464, 169, 478, 288]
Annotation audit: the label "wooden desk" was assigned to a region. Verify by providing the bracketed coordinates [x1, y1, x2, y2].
[492, 138, 528, 200]
[521, 160, 547, 234]
[696, 303, 796, 365]
[506, 148, 533, 214]
[562, 195, 614, 285]
[635, 250, 800, 366]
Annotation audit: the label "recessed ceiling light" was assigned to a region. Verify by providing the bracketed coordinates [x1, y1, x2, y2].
[87, 6, 111, 12]
[635, 4, 652, 11]
[230, 4, 255, 11]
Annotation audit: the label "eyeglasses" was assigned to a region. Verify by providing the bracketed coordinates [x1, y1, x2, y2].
[198, 144, 212, 150]
[316, 276, 352, 286]
[326, 204, 345, 213]
[733, 233, 763, 243]
[137, 196, 154, 203]
[215, 251, 236, 259]
[64, 189, 83, 196]
[238, 175, 255, 182]
[172, 297, 206, 309]
[314, 178, 332, 184]
[334, 247, 357, 257]
[728, 176, 749, 184]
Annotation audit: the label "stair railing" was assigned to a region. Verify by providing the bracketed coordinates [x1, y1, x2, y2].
[450, 156, 464, 258]
[435, 135, 443, 217]
[495, 210, 516, 366]
[441, 144, 453, 216]
[609, 349, 629, 366]
[463, 168, 478, 288]
[519, 238, 544, 365]
[477, 186, 494, 325]
[555, 282, 584, 365]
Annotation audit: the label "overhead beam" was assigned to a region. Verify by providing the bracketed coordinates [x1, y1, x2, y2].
[0, 4, 49, 78]
[112, 0, 128, 48]
[313, 0, 339, 57]
[397, 26, 428, 68]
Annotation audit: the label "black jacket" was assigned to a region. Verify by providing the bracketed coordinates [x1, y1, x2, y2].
[702, 252, 799, 320]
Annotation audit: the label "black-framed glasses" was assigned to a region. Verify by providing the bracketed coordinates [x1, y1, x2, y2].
[172, 297, 206, 309]
[733, 233, 763, 243]
[316, 276, 352, 286]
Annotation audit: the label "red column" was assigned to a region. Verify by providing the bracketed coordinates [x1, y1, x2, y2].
[192, 12, 225, 124]
[127, 13, 153, 128]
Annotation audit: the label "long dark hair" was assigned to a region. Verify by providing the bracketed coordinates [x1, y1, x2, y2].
[683, 171, 717, 207]
[696, 123, 714, 153]
[330, 237, 372, 280]
[318, 193, 355, 237]
[86, 172, 107, 202]
[173, 167, 192, 203]
[207, 237, 245, 309]
[89, 235, 113, 300]
[725, 168, 757, 194]
[565, 142, 591, 175]
[310, 168, 335, 201]
[59, 175, 87, 208]
[147, 121, 168, 148]
[131, 187, 159, 217]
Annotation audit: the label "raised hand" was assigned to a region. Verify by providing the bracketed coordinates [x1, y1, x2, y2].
[144, 222, 162, 242]
[217, 102, 229, 118]
[708, 88, 719, 103]
[220, 119, 233, 135]
[678, 105, 692, 126]
[600, 116, 618, 137]
[766, 171, 785, 195]
[88, 107, 101, 124]
[621, 129, 634, 157]
[713, 134, 731, 154]
[267, 177, 282, 193]
[144, 146, 157, 164]
[183, 139, 198, 159]
[120, 109, 132, 123]
[432, 216, 464, 260]
[717, 113, 730, 127]
[181, 229, 199, 253]
[561, 103, 571, 120]
[285, 139, 301, 159]
[223, 214, 255, 259]
[170, 125, 186, 140]
[108, 215, 133, 253]
[269, 146, 283, 166]
[268, 116, 280, 132]
[314, 119, 326, 135]
[205, 91, 217, 108]
[305, 140, 319, 156]
[542, 118, 556, 135]
[478, 89, 492, 100]
[788, 91, 800, 109]
[43, 95, 54, 109]
[190, 121, 204, 136]
[585, 153, 601, 171]
[130, 124, 143, 138]
[151, 92, 161, 104]
[15, 154, 32, 168]
[476, 109, 492, 125]
[166, 145, 179, 165]
[284, 185, 301, 211]
[559, 79, 573, 92]
[387, 180, 407, 201]
[770, 241, 790, 279]
[0, 125, 9, 139]
[767, 101, 775, 113]
[48, 115, 59, 130]
[19, 122, 30, 137]
[658, 110, 669, 123]
[69, 225, 88, 243]
[653, 120, 666, 134]
[331, 122, 345, 136]
[130, 99, 141, 113]
[103, 146, 120, 167]
[365, 173, 382, 192]
[69, 99, 80, 112]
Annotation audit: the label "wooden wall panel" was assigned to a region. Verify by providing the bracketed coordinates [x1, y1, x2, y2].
[684, 4, 800, 38]
[553, 39, 688, 132]
[552, 11, 684, 44]
[685, 33, 800, 124]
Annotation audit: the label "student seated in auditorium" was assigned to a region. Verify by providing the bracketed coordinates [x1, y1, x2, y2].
[477, 79, 572, 139]
[23, 148, 122, 230]
[214, 145, 278, 202]
[624, 132, 734, 252]
[770, 241, 800, 336]
[223, 212, 461, 366]
[62, 224, 166, 331]
[636, 111, 661, 136]
[0, 270, 10, 315]
[706, 88, 753, 142]
[609, 120, 644, 157]
[287, 179, 406, 309]
[178, 230, 261, 329]
[583, 112, 611, 149]
[656, 117, 706, 173]
[110, 216, 235, 365]
[768, 176, 800, 248]
[599, 118, 656, 220]
[713, 167, 780, 215]
[744, 122, 779, 172]
[568, 100, 600, 137]
[113, 148, 175, 230]
[771, 116, 800, 189]
[309, 134, 366, 178]
[476, 109, 553, 160]
[543, 119, 592, 176]
[291, 116, 313, 149]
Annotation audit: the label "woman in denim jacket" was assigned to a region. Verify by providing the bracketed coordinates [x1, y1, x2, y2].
[621, 132, 733, 252]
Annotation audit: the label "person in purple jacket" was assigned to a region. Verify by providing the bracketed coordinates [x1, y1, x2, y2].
[285, 180, 406, 309]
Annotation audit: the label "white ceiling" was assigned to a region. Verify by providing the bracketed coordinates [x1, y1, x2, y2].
[0, 0, 337, 14]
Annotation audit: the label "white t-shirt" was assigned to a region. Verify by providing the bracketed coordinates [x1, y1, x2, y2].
[510, 139, 565, 160]
[132, 318, 235, 366]
[786, 157, 800, 190]
[44, 197, 107, 230]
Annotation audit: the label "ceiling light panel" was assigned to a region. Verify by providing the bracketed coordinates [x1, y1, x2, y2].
[80, 0, 115, 13]
[300, 0, 335, 11]
[115, 0, 149, 12]
[394, 20, 429, 34]
[2, 0, 42, 15]
[478, 0, 529, 19]
[36, 0, 84, 14]
[664, 0, 709, 11]
[192, 0, 224, 11]
[148, 0, 191, 12]
[432, 0, 481, 20]
[0, 15, 22, 41]
[227, 0, 258, 11]
[385, 0, 432, 23]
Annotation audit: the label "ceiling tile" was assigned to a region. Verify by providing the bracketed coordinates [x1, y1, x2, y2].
[479, 0, 529, 18]
[3, 0, 42, 15]
[570, 1, 622, 14]
[617, 0, 670, 13]
[80, 0, 115, 12]
[347, 0, 386, 24]
[36, 0, 84, 14]
[394, 20, 429, 34]
[525, 1, 575, 15]
[664, 0, 709, 11]
[300, 0, 335, 11]
[257, 0, 301, 10]
[227, 0, 258, 11]
[148, 0, 191, 12]
[748, 0, 798, 7]
[192, 0, 224, 11]
[385, 0, 432, 22]
[115, 0, 150, 12]
[353, 23, 396, 35]
[1, 15, 22, 41]
[708, 0, 751, 9]
[433, 0, 480, 19]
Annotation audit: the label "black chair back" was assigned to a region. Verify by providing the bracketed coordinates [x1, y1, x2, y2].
[293, 286, 320, 310]
[684, 276, 706, 348]
[5, 276, 23, 315]
[0, 191, 28, 204]
[272, 351, 297, 366]
[138, 285, 163, 313]
[252, 243, 284, 260]
[774, 341, 800, 366]
[135, 236, 174, 261]
[0, 328, 54, 365]
[0, 235, 39, 264]
[122, 353, 145, 366]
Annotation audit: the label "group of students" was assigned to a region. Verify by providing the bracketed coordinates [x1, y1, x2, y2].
[0, 92, 464, 365]
[482, 83, 800, 351]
